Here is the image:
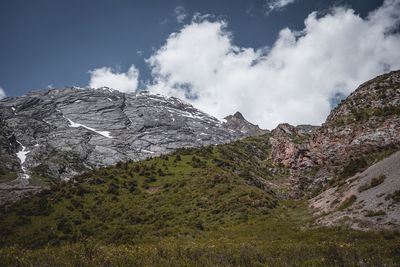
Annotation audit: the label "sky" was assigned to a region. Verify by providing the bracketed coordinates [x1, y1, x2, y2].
[1, 0, 399, 129]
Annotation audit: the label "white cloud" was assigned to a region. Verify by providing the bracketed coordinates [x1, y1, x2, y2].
[174, 6, 187, 24]
[265, 0, 296, 14]
[89, 65, 139, 93]
[0, 86, 6, 99]
[147, 0, 400, 129]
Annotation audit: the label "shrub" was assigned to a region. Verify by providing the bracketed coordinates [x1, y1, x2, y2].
[190, 156, 207, 168]
[358, 175, 386, 192]
[128, 180, 138, 192]
[339, 158, 368, 179]
[107, 182, 120, 195]
[144, 176, 157, 183]
[365, 210, 386, 217]
[337, 195, 357, 211]
[385, 190, 400, 203]
[157, 168, 165, 176]
[57, 217, 73, 234]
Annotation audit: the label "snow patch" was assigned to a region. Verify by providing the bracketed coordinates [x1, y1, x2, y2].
[16, 141, 30, 180]
[142, 149, 155, 154]
[64, 116, 113, 138]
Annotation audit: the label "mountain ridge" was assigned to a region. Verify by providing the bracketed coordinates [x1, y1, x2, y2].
[0, 88, 266, 204]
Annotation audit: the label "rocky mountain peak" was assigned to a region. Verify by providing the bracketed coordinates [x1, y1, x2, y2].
[232, 111, 245, 120]
[325, 70, 400, 127]
[0, 87, 265, 203]
[223, 111, 268, 136]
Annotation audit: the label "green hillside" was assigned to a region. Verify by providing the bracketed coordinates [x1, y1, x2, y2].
[0, 134, 280, 246]
[1, 134, 400, 266]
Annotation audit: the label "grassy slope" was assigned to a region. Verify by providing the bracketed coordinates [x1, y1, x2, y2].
[0, 134, 279, 247]
[1, 133, 400, 266]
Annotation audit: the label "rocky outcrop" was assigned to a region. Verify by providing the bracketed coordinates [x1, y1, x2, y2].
[223, 112, 268, 136]
[268, 71, 400, 194]
[303, 71, 400, 189]
[299, 70, 400, 229]
[0, 87, 264, 204]
[269, 123, 318, 169]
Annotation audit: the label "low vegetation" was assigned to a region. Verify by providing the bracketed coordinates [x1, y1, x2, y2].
[329, 145, 398, 187]
[0, 134, 280, 248]
[337, 195, 357, 211]
[0, 167, 17, 183]
[385, 190, 400, 204]
[358, 174, 386, 193]
[1, 199, 400, 266]
[365, 210, 386, 217]
[1, 134, 400, 265]
[331, 106, 400, 126]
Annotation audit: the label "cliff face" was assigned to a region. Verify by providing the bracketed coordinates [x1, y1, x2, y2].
[266, 70, 400, 229]
[269, 71, 400, 190]
[0, 87, 264, 203]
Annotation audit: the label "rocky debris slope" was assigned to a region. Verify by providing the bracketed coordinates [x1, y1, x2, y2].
[310, 150, 400, 230]
[0, 87, 264, 203]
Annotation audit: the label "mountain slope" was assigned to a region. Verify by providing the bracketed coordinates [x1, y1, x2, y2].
[267, 71, 400, 190]
[310, 150, 400, 229]
[262, 70, 400, 229]
[0, 87, 265, 204]
[0, 134, 281, 247]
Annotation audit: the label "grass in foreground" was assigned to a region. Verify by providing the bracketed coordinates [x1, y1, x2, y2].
[1, 201, 399, 266]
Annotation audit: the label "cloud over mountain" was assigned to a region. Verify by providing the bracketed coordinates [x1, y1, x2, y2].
[89, 65, 139, 93]
[0, 86, 6, 99]
[147, 0, 400, 129]
[86, 0, 400, 129]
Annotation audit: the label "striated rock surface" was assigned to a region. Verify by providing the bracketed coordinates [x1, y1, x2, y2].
[0, 87, 264, 203]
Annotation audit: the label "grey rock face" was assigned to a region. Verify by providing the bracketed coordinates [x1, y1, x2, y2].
[0, 87, 264, 203]
[223, 112, 269, 136]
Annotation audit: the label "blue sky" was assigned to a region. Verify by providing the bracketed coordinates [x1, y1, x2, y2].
[0, 0, 383, 96]
[1, 0, 399, 128]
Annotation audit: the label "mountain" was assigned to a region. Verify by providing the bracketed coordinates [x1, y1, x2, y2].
[0, 71, 400, 265]
[268, 70, 400, 228]
[0, 87, 265, 204]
